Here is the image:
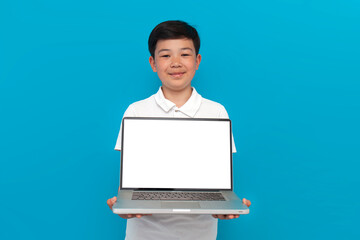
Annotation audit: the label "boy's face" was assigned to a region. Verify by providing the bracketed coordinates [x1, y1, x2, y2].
[149, 38, 201, 93]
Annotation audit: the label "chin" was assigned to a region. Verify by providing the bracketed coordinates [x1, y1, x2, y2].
[164, 84, 191, 92]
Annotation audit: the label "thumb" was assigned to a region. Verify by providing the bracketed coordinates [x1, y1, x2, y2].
[242, 198, 251, 207]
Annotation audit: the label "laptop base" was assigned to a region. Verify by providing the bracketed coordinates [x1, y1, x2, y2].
[112, 190, 249, 215]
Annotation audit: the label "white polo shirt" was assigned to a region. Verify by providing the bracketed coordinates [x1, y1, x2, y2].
[115, 87, 236, 240]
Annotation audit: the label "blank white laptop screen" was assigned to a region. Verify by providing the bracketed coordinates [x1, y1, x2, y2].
[121, 118, 232, 190]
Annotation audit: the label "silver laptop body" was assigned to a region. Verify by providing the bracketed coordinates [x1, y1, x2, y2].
[112, 117, 249, 215]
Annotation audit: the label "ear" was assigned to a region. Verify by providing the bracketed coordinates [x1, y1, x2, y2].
[149, 56, 157, 72]
[195, 54, 202, 70]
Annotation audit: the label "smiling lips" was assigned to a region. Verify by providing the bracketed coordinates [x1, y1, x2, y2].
[169, 72, 185, 78]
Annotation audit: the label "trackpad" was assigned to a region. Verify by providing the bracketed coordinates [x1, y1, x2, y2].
[161, 202, 200, 209]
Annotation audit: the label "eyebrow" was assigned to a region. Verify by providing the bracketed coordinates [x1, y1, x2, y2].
[157, 49, 171, 54]
[157, 48, 194, 54]
[180, 48, 194, 52]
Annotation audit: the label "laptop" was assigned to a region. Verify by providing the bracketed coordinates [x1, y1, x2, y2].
[112, 117, 249, 215]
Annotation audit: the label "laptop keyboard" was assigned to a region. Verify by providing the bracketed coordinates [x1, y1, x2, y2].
[131, 192, 226, 201]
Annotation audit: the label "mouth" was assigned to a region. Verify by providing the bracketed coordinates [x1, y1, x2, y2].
[169, 72, 185, 78]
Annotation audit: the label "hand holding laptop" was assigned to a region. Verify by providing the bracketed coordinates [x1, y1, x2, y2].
[107, 196, 152, 219]
[212, 198, 251, 220]
[107, 186, 151, 219]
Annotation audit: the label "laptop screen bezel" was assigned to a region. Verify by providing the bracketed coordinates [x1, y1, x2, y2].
[120, 117, 233, 191]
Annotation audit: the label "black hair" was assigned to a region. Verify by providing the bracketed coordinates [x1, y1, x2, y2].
[148, 20, 200, 58]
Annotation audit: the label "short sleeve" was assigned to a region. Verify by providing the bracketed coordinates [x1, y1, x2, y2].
[218, 106, 237, 153]
[114, 105, 136, 151]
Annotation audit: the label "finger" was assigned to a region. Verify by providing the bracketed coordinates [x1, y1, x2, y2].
[107, 198, 114, 209]
[212, 215, 218, 219]
[243, 198, 251, 207]
[217, 214, 239, 220]
[107, 197, 117, 209]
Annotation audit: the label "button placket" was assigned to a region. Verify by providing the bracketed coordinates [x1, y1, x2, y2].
[174, 108, 180, 117]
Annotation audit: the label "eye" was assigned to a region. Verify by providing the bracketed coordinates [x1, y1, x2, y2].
[181, 54, 191, 56]
[160, 55, 170, 58]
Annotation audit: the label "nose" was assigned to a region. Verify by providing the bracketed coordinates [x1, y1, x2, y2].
[170, 56, 182, 68]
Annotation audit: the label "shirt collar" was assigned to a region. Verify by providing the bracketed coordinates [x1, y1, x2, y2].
[154, 87, 202, 117]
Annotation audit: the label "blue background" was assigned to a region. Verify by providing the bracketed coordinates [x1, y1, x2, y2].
[1, 0, 359, 239]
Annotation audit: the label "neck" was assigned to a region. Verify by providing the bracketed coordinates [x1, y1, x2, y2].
[161, 86, 193, 108]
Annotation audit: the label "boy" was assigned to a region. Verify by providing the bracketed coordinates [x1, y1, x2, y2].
[107, 20, 251, 239]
